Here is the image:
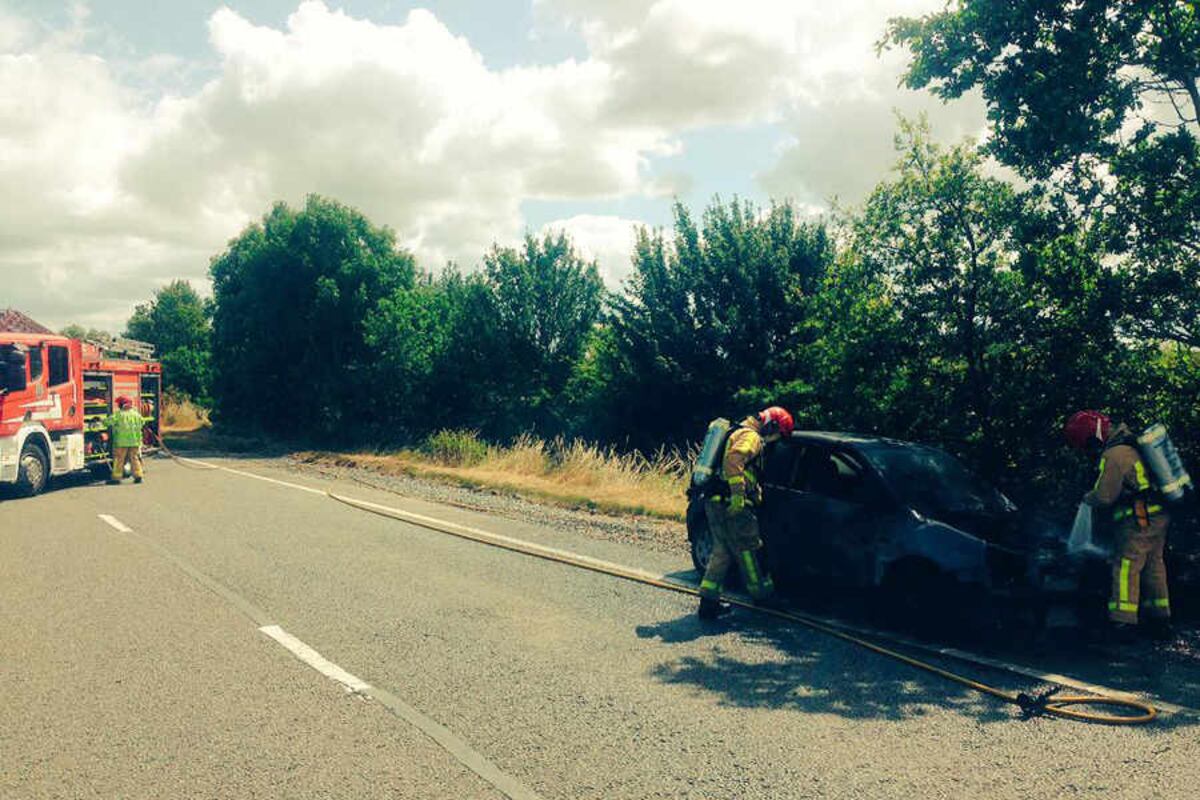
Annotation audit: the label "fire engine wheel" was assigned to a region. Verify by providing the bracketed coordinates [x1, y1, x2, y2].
[16, 443, 49, 497]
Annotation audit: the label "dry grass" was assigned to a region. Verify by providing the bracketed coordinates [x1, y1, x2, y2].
[298, 432, 692, 521]
[161, 396, 211, 432]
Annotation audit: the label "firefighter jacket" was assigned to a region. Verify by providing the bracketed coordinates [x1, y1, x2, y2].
[721, 416, 766, 506]
[1084, 424, 1164, 522]
[107, 408, 148, 448]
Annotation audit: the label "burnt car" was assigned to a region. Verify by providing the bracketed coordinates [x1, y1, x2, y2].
[687, 431, 1100, 626]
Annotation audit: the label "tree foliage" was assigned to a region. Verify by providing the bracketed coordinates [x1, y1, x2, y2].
[209, 195, 415, 437]
[886, 0, 1200, 349]
[593, 198, 832, 449]
[366, 233, 603, 440]
[125, 280, 212, 401]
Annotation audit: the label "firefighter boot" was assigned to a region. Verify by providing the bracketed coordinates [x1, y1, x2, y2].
[1143, 618, 1174, 643]
[697, 597, 732, 621]
[1109, 622, 1141, 646]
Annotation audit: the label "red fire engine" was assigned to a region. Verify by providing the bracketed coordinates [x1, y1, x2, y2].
[0, 332, 161, 497]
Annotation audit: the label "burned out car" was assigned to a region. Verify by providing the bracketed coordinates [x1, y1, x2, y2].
[687, 432, 1104, 625]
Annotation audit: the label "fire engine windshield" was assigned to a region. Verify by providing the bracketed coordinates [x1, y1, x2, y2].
[1, 344, 27, 393]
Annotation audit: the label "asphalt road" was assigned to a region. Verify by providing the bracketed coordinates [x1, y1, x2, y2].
[3, 456, 1199, 799]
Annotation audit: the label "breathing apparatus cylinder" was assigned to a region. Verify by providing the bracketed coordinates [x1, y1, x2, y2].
[692, 417, 731, 487]
[1137, 423, 1194, 503]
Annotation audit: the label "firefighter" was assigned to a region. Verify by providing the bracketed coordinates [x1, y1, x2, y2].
[697, 406, 794, 620]
[1064, 410, 1172, 641]
[106, 396, 147, 485]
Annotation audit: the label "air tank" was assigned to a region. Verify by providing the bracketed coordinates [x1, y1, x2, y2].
[691, 417, 731, 487]
[1137, 423, 1194, 502]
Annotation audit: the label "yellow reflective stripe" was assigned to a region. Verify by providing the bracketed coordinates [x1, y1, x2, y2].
[1094, 457, 1107, 490]
[699, 579, 721, 592]
[1145, 598, 1171, 608]
[1108, 601, 1139, 612]
[726, 476, 745, 485]
[741, 551, 760, 587]
[1119, 558, 1131, 605]
[1114, 503, 1164, 520]
[1163, 476, 1192, 493]
[1134, 460, 1151, 491]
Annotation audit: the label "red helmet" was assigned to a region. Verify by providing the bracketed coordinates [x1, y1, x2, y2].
[1064, 410, 1110, 450]
[758, 406, 795, 438]
[116, 396, 133, 409]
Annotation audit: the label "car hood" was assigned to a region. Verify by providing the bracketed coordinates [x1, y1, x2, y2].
[925, 508, 1030, 552]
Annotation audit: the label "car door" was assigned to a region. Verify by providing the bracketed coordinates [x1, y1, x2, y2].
[759, 440, 839, 589]
[787, 445, 886, 588]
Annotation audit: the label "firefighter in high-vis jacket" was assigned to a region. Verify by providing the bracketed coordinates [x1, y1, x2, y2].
[697, 406, 794, 620]
[1065, 410, 1172, 640]
[106, 396, 148, 485]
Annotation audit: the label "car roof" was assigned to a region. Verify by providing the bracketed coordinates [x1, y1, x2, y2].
[787, 430, 910, 448]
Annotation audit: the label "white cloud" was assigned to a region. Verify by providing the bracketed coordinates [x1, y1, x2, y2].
[539, 214, 645, 287]
[0, 1, 685, 329]
[0, 0, 987, 331]
[539, 0, 988, 206]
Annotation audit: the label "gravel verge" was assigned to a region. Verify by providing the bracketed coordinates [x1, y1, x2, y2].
[280, 453, 692, 559]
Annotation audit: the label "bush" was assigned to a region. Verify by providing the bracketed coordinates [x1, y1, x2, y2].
[423, 429, 488, 467]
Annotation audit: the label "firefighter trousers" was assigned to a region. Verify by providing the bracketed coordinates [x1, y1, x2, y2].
[111, 447, 145, 481]
[1109, 514, 1170, 625]
[699, 499, 775, 601]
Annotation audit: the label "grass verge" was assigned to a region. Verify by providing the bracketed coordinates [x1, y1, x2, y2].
[297, 431, 691, 521]
[161, 396, 211, 432]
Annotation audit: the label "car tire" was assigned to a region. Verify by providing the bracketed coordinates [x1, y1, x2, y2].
[15, 442, 49, 498]
[876, 559, 956, 635]
[687, 501, 714, 575]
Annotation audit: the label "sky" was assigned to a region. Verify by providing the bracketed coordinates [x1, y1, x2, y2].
[0, 0, 985, 332]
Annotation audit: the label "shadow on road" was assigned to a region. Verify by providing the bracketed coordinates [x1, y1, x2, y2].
[638, 609, 1015, 724]
[637, 606, 1200, 729]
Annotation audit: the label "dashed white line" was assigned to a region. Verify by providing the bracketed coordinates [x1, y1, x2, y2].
[258, 625, 371, 694]
[98, 514, 133, 533]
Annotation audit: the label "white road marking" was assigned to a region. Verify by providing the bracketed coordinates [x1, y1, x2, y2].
[256, 623, 543, 797]
[98, 514, 133, 533]
[175, 456, 325, 495]
[259, 625, 371, 694]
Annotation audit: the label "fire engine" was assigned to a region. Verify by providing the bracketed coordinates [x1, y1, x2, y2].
[0, 332, 162, 497]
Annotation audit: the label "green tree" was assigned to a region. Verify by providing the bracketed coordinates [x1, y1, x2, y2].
[886, 0, 1200, 347]
[594, 198, 831, 449]
[59, 324, 111, 341]
[886, 0, 1199, 174]
[482, 232, 604, 437]
[365, 268, 502, 438]
[810, 122, 1139, 504]
[209, 195, 416, 438]
[125, 280, 212, 401]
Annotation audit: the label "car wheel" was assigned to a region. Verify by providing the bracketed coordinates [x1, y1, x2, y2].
[16, 442, 49, 497]
[688, 503, 714, 575]
[876, 559, 955, 636]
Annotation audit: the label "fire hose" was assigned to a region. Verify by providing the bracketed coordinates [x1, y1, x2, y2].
[150, 436, 1159, 725]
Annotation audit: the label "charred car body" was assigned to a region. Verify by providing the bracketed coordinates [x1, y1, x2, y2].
[687, 431, 1115, 626]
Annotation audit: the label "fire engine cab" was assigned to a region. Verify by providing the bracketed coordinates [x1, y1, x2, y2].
[0, 332, 161, 497]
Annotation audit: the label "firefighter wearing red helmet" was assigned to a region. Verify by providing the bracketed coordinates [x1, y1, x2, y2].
[1065, 410, 1171, 640]
[106, 396, 149, 486]
[697, 406, 794, 620]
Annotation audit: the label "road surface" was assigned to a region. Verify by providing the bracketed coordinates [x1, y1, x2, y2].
[2, 456, 1198, 799]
